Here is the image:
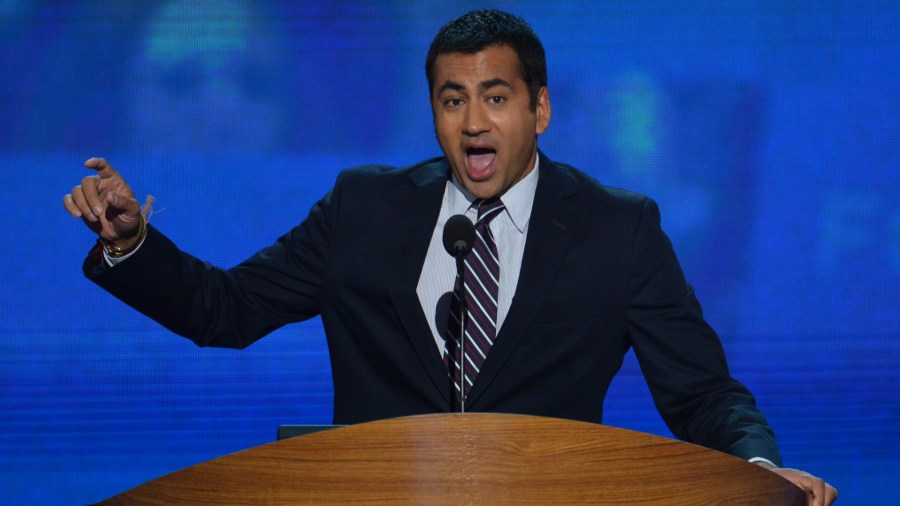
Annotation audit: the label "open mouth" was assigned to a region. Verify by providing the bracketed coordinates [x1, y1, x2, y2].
[465, 147, 496, 180]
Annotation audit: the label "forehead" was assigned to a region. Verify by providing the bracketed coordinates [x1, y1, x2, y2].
[431, 45, 523, 90]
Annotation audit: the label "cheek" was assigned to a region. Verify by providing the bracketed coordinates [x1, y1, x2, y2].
[435, 130, 455, 151]
[497, 120, 528, 150]
[433, 116, 455, 139]
[433, 124, 461, 162]
[495, 113, 526, 135]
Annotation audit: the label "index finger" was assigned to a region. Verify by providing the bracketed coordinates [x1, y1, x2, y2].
[84, 157, 119, 179]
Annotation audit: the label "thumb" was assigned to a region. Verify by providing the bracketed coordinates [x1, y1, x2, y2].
[106, 191, 140, 215]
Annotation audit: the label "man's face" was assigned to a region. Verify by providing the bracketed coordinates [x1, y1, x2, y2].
[431, 45, 551, 199]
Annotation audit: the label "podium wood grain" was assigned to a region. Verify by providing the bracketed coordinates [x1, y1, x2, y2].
[100, 413, 806, 505]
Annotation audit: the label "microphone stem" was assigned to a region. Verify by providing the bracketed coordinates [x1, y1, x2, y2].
[455, 252, 467, 413]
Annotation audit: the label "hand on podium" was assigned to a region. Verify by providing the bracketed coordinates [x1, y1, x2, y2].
[754, 461, 838, 505]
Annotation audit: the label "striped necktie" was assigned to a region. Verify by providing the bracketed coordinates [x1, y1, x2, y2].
[446, 197, 506, 399]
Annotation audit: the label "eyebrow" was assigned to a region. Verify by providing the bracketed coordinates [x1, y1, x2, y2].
[479, 78, 513, 91]
[437, 78, 515, 95]
[438, 80, 465, 95]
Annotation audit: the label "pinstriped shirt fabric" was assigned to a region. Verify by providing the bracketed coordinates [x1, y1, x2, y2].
[416, 158, 538, 359]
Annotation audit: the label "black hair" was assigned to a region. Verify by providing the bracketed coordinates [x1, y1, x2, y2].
[425, 9, 547, 110]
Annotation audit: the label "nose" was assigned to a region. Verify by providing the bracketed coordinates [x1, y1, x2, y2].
[462, 101, 489, 136]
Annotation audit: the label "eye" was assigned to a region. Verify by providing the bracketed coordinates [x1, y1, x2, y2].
[488, 96, 506, 105]
[444, 98, 464, 109]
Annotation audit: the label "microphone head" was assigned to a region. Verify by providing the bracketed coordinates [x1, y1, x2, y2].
[443, 214, 476, 257]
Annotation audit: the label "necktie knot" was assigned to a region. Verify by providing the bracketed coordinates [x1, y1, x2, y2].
[475, 197, 505, 225]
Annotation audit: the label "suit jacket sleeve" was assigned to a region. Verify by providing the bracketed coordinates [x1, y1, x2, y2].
[626, 197, 782, 466]
[82, 173, 345, 349]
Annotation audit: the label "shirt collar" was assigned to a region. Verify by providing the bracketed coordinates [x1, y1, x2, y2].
[446, 155, 539, 234]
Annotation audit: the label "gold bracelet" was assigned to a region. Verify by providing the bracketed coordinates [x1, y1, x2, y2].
[100, 216, 147, 258]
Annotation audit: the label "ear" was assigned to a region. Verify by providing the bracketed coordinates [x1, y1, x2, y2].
[535, 86, 551, 135]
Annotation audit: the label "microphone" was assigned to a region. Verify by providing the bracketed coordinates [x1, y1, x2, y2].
[442, 214, 475, 412]
[443, 214, 475, 257]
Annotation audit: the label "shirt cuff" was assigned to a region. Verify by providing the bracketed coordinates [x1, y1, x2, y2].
[748, 456, 779, 469]
[102, 234, 147, 266]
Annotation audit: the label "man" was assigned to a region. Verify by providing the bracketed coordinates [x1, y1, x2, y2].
[64, 9, 836, 505]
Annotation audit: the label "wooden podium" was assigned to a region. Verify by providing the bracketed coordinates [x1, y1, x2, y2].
[99, 413, 805, 505]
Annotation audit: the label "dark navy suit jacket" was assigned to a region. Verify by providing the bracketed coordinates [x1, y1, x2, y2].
[85, 152, 782, 465]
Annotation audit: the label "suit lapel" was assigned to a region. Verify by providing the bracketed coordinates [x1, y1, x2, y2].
[466, 153, 579, 407]
[387, 160, 456, 408]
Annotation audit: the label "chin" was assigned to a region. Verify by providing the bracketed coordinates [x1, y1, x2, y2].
[468, 183, 501, 199]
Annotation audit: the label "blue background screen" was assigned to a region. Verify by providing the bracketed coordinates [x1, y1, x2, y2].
[1, 2, 897, 503]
